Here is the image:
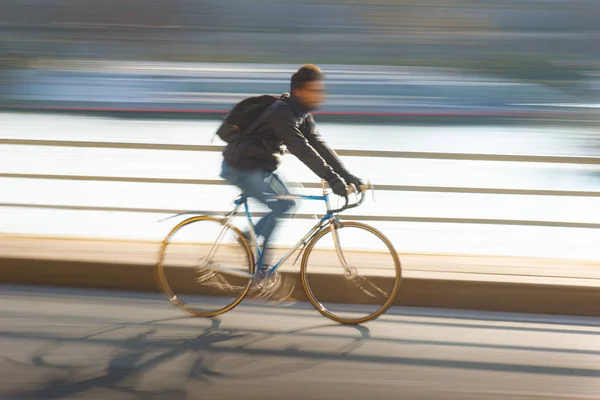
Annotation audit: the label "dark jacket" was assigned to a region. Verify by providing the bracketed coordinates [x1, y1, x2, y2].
[223, 96, 350, 182]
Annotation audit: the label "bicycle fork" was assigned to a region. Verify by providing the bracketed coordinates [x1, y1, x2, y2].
[330, 219, 354, 278]
[329, 218, 387, 299]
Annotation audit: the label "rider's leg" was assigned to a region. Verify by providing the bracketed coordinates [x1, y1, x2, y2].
[252, 173, 295, 268]
[220, 160, 295, 269]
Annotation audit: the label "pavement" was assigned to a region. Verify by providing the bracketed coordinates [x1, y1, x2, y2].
[1, 284, 600, 400]
[2, 235, 600, 317]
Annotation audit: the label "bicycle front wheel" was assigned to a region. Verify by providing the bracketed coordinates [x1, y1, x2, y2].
[155, 215, 254, 317]
[301, 221, 401, 324]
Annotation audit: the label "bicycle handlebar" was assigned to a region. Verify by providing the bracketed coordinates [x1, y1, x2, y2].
[326, 181, 373, 214]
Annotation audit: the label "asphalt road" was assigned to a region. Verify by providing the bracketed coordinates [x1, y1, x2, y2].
[1, 285, 599, 400]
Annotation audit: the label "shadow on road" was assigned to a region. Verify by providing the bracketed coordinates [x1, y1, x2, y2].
[1, 315, 371, 399]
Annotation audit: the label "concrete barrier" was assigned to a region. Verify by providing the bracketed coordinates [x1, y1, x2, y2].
[2, 235, 600, 317]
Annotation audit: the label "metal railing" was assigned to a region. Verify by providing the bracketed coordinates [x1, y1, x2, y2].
[2, 138, 599, 165]
[1, 137, 599, 230]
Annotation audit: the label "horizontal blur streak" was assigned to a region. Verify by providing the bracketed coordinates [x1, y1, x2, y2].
[1, 0, 599, 118]
[0, 62, 598, 117]
[1, 0, 599, 66]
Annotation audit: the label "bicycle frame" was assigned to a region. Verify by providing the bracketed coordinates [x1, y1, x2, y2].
[223, 191, 339, 277]
[166, 181, 369, 280]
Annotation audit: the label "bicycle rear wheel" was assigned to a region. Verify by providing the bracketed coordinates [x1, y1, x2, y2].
[301, 221, 401, 324]
[155, 215, 254, 317]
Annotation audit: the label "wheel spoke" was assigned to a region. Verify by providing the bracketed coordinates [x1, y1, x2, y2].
[155, 216, 254, 317]
[301, 221, 402, 324]
[349, 275, 389, 299]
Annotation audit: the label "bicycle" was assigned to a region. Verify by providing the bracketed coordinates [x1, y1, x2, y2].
[155, 181, 402, 325]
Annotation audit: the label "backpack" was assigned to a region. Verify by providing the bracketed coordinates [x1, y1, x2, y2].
[214, 93, 289, 144]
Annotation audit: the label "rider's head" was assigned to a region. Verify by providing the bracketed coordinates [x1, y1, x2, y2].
[291, 64, 325, 111]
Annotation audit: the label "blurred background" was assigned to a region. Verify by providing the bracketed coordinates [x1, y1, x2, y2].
[1, 0, 600, 260]
[1, 0, 599, 115]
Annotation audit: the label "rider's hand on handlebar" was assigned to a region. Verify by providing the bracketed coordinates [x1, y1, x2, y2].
[346, 181, 372, 195]
[328, 176, 348, 197]
[344, 174, 366, 193]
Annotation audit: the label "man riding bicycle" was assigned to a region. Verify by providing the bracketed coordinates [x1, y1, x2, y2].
[220, 64, 365, 285]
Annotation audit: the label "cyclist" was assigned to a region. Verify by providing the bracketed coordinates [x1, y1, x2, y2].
[220, 64, 365, 285]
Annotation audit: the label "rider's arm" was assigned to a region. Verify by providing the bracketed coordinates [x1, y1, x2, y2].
[270, 107, 342, 182]
[303, 115, 352, 179]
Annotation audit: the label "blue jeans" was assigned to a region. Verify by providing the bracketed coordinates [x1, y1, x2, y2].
[220, 160, 296, 269]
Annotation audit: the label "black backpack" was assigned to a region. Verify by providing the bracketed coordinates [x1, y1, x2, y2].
[214, 93, 289, 144]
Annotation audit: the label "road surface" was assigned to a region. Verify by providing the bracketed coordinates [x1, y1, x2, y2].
[1, 285, 599, 399]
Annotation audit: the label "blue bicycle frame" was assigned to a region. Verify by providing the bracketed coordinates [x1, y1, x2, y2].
[226, 190, 339, 277]
[160, 181, 367, 280]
